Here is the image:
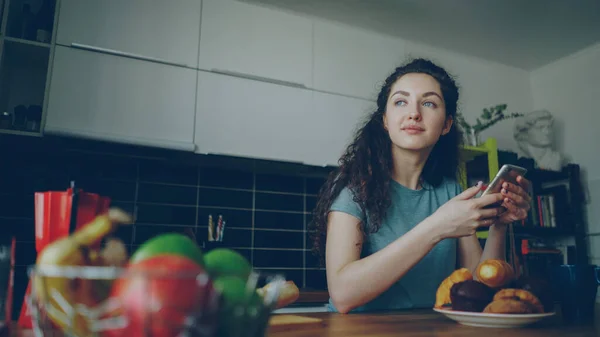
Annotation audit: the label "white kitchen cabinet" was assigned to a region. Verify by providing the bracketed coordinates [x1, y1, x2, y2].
[199, 0, 313, 87]
[313, 20, 407, 100]
[306, 91, 375, 167]
[195, 71, 313, 164]
[55, 0, 202, 68]
[45, 45, 197, 151]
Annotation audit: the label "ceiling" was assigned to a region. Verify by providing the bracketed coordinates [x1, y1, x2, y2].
[240, 0, 600, 70]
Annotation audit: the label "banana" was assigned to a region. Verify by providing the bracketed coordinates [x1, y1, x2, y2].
[33, 208, 132, 336]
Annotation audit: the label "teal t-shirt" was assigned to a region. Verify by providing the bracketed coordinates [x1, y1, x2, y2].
[327, 178, 462, 313]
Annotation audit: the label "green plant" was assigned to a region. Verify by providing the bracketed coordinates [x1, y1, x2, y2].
[456, 104, 524, 133]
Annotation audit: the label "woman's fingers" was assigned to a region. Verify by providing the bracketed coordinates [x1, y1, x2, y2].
[475, 193, 505, 208]
[517, 175, 531, 190]
[501, 199, 528, 220]
[478, 206, 506, 219]
[477, 218, 496, 227]
[502, 181, 532, 205]
[501, 188, 530, 208]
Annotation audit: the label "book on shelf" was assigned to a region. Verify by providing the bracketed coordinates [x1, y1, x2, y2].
[521, 183, 572, 231]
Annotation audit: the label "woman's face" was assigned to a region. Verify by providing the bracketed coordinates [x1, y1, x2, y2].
[383, 73, 453, 152]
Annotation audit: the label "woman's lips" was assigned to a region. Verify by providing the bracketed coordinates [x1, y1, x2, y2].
[402, 126, 425, 134]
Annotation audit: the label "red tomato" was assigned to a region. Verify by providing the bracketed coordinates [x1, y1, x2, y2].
[99, 254, 218, 337]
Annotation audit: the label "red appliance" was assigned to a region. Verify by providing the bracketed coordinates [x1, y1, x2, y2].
[18, 183, 110, 328]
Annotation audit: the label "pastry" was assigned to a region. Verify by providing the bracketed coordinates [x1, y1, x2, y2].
[257, 280, 300, 309]
[492, 288, 544, 313]
[515, 276, 554, 312]
[475, 259, 515, 288]
[483, 299, 539, 314]
[434, 268, 473, 308]
[449, 280, 496, 312]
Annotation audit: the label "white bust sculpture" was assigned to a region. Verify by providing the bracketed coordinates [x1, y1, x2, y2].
[513, 109, 563, 171]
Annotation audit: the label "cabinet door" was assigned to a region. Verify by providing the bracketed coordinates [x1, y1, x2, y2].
[195, 71, 312, 163]
[199, 0, 312, 87]
[45, 45, 197, 151]
[56, 0, 201, 67]
[313, 21, 407, 100]
[306, 92, 375, 167]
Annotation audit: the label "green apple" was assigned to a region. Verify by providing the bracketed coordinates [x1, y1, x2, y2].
[202, 248, 252, 279]
[129, 233, 204, 266]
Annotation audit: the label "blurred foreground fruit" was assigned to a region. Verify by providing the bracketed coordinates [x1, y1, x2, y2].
[202, 248, 252, 279]
[129, 233, 204, 266]
[213, 275, 265, 337]
[101, 254, 216, 337]
[33, 208, 132, 336]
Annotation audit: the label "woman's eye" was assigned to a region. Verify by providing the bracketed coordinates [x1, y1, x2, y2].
[423, 101, 437, 108]
[394, 100, 407, 106]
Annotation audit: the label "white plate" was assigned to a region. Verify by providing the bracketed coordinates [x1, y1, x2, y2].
[434, 307, 556, 328]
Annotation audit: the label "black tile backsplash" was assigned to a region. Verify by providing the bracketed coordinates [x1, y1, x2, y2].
[136, 204, 197, 225]
[2, 134, 333, 320]
[306, 270, 328, 289]
[198, 187, 253, 208]
[254, 211, 304, 230]
[253, 249, 303, 268]
[199, 167, 253, 189]
[138, 183, 196, 205]
[254, 230, 304, 249]
[306, 177, 327, 195]
[134, 224, 192, 244]
[256, 173, 304, 193]
[255, 192, 303, 212]
[139, 160, 198, 185]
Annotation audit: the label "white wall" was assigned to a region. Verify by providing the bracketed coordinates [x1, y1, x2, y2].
[401, 40, 533, 151]
[310, 17, 534, 152]
[530, 43, 600, 268]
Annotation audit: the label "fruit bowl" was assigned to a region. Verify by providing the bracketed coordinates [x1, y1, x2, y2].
[25, 264, 286, 337]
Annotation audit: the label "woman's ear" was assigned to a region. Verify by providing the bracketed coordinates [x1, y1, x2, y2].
[383, 114, 388, 131]
[441, 116, 453, 135]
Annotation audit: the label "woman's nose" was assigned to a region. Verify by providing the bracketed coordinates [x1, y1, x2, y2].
[408, 108, 422, 121]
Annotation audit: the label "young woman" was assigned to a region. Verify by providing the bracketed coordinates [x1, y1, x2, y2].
[310, 58, 531, 314]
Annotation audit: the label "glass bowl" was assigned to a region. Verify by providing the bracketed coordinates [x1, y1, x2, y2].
[25, 264, 286, 337]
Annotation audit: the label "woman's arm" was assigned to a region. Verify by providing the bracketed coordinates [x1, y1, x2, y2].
[326, 211, 441, 314]
[457, 224, 507, 273]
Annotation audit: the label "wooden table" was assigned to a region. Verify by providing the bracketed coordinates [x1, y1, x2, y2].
[267, 309, 600, 337]
[5, 307, 599, 337]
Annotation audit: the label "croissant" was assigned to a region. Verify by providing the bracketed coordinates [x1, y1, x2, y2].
[493, 288, 544, 313]
[257, 280, 299, 309]
[483, 299, 539, 314]
[434, 268, 473, 308]
[475, 259, 514, 288]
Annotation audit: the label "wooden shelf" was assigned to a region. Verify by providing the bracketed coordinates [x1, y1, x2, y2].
[458, 137, 499, 190]
[2, 36, 51, 48]
[513, 225, 575, 238]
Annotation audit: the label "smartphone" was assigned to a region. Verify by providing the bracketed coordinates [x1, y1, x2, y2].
[480, 164, 528, 199]
[481, 164, 528, 197]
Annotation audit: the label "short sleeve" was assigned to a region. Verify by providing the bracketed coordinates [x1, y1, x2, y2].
[330, 187, 366, 222]
[453, 180, 463, 196]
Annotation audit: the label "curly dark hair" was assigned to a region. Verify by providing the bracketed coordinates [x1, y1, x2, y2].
[309, 57, 464, 266]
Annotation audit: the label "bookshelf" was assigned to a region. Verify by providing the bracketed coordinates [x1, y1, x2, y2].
[459, 138, 588, 275]
[468, 145, 588, 278]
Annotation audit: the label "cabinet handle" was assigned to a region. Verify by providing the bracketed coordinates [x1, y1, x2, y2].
[70, 43, 189, 68]
[209, 69, 307, 89]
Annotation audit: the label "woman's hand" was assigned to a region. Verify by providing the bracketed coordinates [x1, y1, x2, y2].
[428, 183, 506, 241]
[495, 175, 532, 225]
